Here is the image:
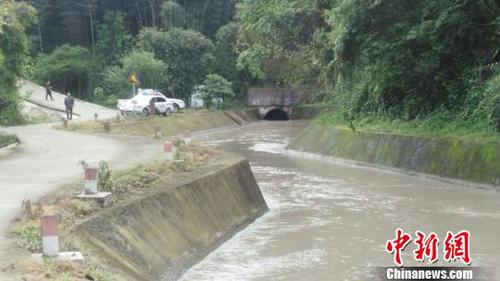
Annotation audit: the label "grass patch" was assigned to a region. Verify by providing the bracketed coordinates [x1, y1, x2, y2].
[0, 133, 19, 148]
[317, 111, 499, 142]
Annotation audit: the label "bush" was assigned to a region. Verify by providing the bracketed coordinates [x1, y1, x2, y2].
[200, 74, 234, 108]
[138, 28, 214, 99]
[32, 44, 92, 98]
[103, 50, 168, 99]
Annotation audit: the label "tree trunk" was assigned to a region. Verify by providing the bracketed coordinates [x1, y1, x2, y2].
[38, 23, 44, 53]
[150, 0, 156, 27]
[88, 0, 96, 57]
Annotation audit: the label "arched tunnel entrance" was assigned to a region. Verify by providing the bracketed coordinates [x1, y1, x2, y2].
[263, 108, 289, 120]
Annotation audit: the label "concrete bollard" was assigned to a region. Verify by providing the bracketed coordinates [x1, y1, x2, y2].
[116, 114, 121, 122]
[84, 168, 98, 194]
[62, 119, 68, 129]
[155, 126, 162, 139]
[41, 215, 59, 257]
[94, 113, 98, 121]
[184, 130, 192, 144]
[164, 141, 175, 160]
[103, 121, 111, 134]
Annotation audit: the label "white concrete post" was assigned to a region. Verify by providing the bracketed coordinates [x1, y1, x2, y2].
[84, 168, 98, 194]
[164, 141, 175, 160]
[41, 215, 59, 257]
[184, 130, 192, 144]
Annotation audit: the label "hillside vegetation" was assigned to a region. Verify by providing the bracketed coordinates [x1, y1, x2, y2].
[237, 0, 500, 138]
[1, 0, 498, 139]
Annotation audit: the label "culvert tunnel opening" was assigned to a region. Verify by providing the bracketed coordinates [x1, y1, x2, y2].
[264, 108, 289, 121]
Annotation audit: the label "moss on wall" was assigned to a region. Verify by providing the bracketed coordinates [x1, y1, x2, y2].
[72, 157, 267, 281]
[289, 124, 500, 186]
[290, 104, 334, 120]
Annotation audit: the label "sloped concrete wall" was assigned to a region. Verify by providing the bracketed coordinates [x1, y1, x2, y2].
[73, 157, 267, 280]
[289, 124, 500, 186]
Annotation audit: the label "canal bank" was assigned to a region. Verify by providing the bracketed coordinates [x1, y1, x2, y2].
[59, 109, 260, 137]
[5, 148, 267, 281]
[288, 124, 500, 187]
[73, 154, 267, 281]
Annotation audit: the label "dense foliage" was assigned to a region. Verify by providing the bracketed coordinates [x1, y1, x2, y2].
[22, 0, 241, 109]
[32, 45, 92, 97]
[200, 74, 234, 108]
[2, 0, 499, 137]
[237, 0, 500, 135]
[102, 50, 168, 101]
[138, 28, 215, 99]
[0, 0, 36, 125]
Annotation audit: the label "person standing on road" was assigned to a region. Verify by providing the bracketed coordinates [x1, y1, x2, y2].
[45, 80, 53, 101]
[64, 92, 75, 120]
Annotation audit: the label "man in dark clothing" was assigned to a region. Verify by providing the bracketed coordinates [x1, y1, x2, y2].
[45, 81, 53, 101]
[64, 92, 75, 120]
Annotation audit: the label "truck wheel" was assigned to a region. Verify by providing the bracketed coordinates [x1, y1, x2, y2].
[173, 104, 180, 112]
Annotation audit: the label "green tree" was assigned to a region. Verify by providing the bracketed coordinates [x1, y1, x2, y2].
[236, 0, 325, 86]
[214, 23, 238, 81]
[200, 74, 234, 108]
[0, 1, 37, 125]
[33, 44, 92, 97]
[102, 50, 168, 99]
[138, 28, 214, 99]
[96, 11, 132, 65]
[160, 1, 186, 30]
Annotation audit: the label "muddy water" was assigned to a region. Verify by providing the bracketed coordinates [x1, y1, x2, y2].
[180, 121, 500, 281]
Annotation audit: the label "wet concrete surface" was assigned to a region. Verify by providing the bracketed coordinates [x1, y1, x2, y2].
[180, 121, 500, 281]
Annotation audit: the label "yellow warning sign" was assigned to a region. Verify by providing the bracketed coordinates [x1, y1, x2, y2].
[128, 72, 140, 85]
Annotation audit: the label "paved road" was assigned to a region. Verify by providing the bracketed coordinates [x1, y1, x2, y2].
[18, 80, 117, 121]
[0, 82, 160, 267]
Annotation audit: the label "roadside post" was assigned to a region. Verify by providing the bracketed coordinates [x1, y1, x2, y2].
[155, 126, 162, 139]
[62, 119, 68, 129]
[84, 167, 98, 194]
[94, 113, 98, 121]
[164, 141, 175, 160]
[41, 215, 59, 257]
[103, 121, 111, 134]
[32, 214, 84, 262]
[184, 130, 192, 144]
[77, 167, 112, 206]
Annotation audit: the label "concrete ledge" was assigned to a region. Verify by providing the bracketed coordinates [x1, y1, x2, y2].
[32, 252, 84, 263]
[288, 124, 500, 186]
[71, 157, 267, 281]
[76, 192, 112, 206]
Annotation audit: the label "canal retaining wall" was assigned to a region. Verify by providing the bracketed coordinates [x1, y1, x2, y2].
[72, 156, 268, 280]
[63, 108, 261, 135]
[288, 124, 500, 186]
